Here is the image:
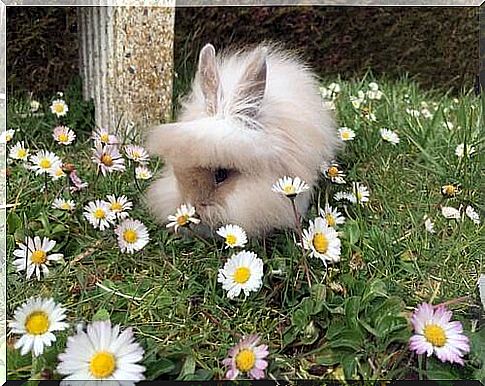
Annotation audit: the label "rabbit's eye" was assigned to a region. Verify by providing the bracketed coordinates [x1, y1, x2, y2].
[214, 168, 229, 185]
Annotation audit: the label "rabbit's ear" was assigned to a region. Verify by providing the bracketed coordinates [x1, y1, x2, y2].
[198, 43, 220, 116]
[232, 47, 267, 119]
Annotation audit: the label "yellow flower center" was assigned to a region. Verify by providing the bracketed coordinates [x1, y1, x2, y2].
[235, 349, 256, 372]
[31, 250, 47, 264]
[100, 133, 110, 143]
[123, 229, 138, 243]
[54, 103, 65, 113]
[356, 191, 363, 201]
[133, 151, 140, 159]
[283, 185, 296, 195]
[325, 213, 336, 227]
[39, 159, 52, 169]
[423, 324, 446, 347]
[58, 133, 69, 143]
[5, 134, 12, 142]
[101, 154, 113, 166]
[226, 234, 237, 246]
[89, 351, 116, 379]
[442, 185, 457, 196]
[327, 166, 339, 178]
[54, 168, 64, 177]
[25, 311, 50, 335]
[313, 233, 329, 254]
[233, 267, 251, 284]
[17, 149, 27, 158]
[177, 214, 189, 226]
[60, 202, 71, 210]
[94, 208, 106, 219]
[111, 202, 123, 212]
[341, 131, 351, 140]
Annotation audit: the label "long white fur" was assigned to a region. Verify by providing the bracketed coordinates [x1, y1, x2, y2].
[145, 42, 340, 236]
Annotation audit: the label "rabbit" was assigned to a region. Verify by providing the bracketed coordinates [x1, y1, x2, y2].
[144, 42, 340, 237]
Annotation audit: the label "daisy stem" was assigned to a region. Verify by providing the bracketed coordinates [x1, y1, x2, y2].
[290, 198, 312, 288]
[43, 172, 48, 198]
[186, 226, 215, 249]
[133, 164, 143, 194]
[30, 353, 39, 380]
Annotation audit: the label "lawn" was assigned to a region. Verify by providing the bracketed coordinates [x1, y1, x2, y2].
[4, 75, 485, 382]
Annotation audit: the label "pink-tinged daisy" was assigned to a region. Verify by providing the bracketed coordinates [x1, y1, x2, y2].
[68, 169, 89, 192]
[53, 126, 76, 145]
[409, 303, 470, 365]
[124, 144, 150, 164]
[92, 143, 126, 176]
[92, 128, 118, 145]
[223, 334, 269, 380]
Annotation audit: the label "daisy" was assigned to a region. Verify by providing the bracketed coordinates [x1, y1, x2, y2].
[92, 143, 126, 176]
[406, 108, 420, 118]
[272, 176, 310, 199]
[455, 143, 476, 158]
[30, 100, 40, 113]
[350, 90, 366, 109]
[53, 126, 76, 145]
[49, 165, 66, 181]
[135, 166, 153, 180]
[217, 224, 248, 248]
[327, 82, 341, 95]
[92, 127, 118, 145]
[338, 127, 356, 142]
[368, 82, 379, 91]
[166, 203, 200, 232]
[319, 204, 345, 227]
[421, 108, 433, 119]
[441, 206, 461, 220]
[124, 144, 150, 164]
[29, 150, 62, 175]
[68, 169, 89, 192]
[106, 194, 132, 220]
[366, 83, 383, 100]
[57, 320, 145, 382]
[13, 236, 64, 280]
[350, 182, 370, 205]
[9, 297, 68, 356]
[465, 205, 480, 225]
[217, 250, 264, 299]
[409, 303, 470, 365]
[0, 129, 16, 144]
[115, 218, 150, 254]
[52, 198, 76, 211]
[319, 86, 330, 99]
[380, 128, 400, 145]
[50, 99, 69, 117]
[302, 217, 341, 264]
[9, 141, 29, 161]
[83, 200, 116, 231]
[322, 162, 346, 184]
[441, 184, 461, 198]
[223, 334, 269, 380]
[423, 215, 435, 234]
[333, 191, 354, 202]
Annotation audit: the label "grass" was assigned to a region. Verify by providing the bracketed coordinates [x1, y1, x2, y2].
[4, 74, 485, 381]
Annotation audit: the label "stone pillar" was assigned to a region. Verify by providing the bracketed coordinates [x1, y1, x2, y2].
[77, 4, 175, 133]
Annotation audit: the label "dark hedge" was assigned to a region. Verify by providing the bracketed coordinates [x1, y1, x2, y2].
[6, 6, 480, 96]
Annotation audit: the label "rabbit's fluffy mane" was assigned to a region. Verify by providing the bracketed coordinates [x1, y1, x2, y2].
[145, 42, 339, 236]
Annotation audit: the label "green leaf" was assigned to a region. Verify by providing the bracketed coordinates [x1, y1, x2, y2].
[310, 283, 327, 302]
[291, 309, 308, 330]
[37, 212, 50, 233]
[183, 368, 213, 381]
[344, 296, 362, 330]
[315, 348, 342, 366]
[361, 279, 388, 304]
[177, 355, 196, 380]
[346, 220, 361, 246]
[374, 315, 409, 340]
[145, 357, 176, 378]
[92, 308, 110, 322]
[328, 329, 364, 351]
[51, 224, 67, 235]
[341, 353, 358, 380]
[7, 211, 22, 234]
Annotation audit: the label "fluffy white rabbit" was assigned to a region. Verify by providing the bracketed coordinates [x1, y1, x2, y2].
[145, 43, 339, 236]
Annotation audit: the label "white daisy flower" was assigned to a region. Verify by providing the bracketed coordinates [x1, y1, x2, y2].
[30, 100, 40, 113]
[380, 128, 400, 145]
[115, 218, 150, 254]
[29, 150, 62, 175]
[217, 250, 264, 299]
[49, 164, 66, 181]
[338, 127, 356, 142]
[53, 126, 76, 145]
[217, 224, 248, 248]
[333, 191, 354, 202]
[327, 82, 341, 94]
[0, 129, 16, 144]
[406, 108, 420, 118]
[302, 217, 341, 264]
[135, 166, 153, 180]
[124, 144, 150, 164]
[423, 215, 435, 234]
[441, 206, 461, 220]
[421, 108, 433, 119]
[8, 297, 68, 356]
[106, 194, 132, 220]
[319, 204, 345, 228]
[12, 236, 64, 281]
[166, 203, 200, 232]
[9, 141, 29, 161]
[83, 200, 116, 231]
[368, 82, 379, 91]
[52, 198, 76, 211]
[455, 143, 476, 158]
[350, 182, 370, 205]
[322, 162, 346, 184]
[319, 86, 330, 99]
[57, 320, 145, 382]
[366, 83, 383, 100]
[272, 176, 310, 198]
[92, 143, 126, 176]
[350, 91, 366, 109]
[92, 128, 118, 145]
[50, 99, 69, 117]
[465, 206, 480, 225]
